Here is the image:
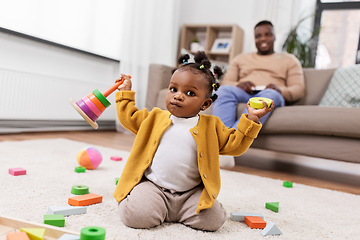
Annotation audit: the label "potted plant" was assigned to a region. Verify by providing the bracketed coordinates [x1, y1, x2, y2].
[190, 38, 200, 52]
[282, 16, 321, 68]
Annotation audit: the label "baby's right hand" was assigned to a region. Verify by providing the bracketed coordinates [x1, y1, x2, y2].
[116, 74, 132, 91]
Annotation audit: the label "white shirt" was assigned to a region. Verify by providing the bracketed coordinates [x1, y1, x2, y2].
[144, 115, 201, 192]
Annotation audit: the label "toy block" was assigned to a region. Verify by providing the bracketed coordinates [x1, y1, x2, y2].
[261, 221, 283, 236]
[75, 167, 86, 173]
[265, 202, 279, 212]
[71, 185, 89, 195]
[8, 168, 26, 176]
[20, 228, 45, 240]
[230, 212, 264, 222]
[57, 233, 80, 240]
[6, 232, 30, 240]
[80, 226, 106, 240]
[48, 206, 87, 216]
[43, 214, 65, 227]
[283, 181, 293, 188]
[68, 193, 102, 206]
[244, 216, 266, 229]
[110, 156, 122, 161]
[115, 178, 119, 185]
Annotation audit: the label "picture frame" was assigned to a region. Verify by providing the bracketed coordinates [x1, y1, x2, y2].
[211, 38, 232, 53]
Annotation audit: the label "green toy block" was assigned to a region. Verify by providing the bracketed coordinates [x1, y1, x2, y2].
[44, 214, 65, 227]
[265, 202, 279, 212]
[75, 167, 86, 173]
[115, 178, 119, 185]
[283, 181, 293, 188]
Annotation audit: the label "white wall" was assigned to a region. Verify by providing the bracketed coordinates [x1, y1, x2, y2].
[0, 0, 317, 63]
[0, 0, 123, 60]
[0, 0, 317, 126]
[178, 0, 316, 53]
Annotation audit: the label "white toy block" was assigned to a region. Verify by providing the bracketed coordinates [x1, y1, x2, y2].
[230, 212, 264, 222]
[58, 233, 81, 240]
[48, 206, 87, 216]
[260, 221, 283, 236]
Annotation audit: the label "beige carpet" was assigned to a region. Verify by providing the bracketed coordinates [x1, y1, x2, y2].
[1, 138, 359, 239]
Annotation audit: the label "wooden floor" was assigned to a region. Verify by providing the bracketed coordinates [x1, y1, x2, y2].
[1, 130, 359, 195]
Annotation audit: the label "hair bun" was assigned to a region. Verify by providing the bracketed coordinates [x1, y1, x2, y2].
[194, 51, 208, 63]
[194, 51, 211, 70]
[178, 54, 190, 65]
[213, 66, 224, 79]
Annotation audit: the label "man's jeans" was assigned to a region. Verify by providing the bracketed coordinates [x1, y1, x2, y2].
[213, 85, 285, 128]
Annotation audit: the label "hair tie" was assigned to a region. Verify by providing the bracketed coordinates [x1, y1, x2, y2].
[183, 59, 188, 64]
[199, 65, 205, 69]
[212, 83, 216, 88]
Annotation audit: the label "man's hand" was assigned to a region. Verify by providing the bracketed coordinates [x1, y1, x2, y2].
[116, 74, 132, 91]
[237, 81, 256, 94]
[265, 83, 281, 94]
[246, 100, 275, 123]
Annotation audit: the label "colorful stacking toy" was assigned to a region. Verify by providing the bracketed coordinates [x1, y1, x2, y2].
[69, 75, 130, 129]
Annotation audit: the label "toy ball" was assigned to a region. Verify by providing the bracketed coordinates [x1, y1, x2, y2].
[77, 147, 102, 170]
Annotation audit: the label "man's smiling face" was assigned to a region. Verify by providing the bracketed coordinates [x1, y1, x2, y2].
[254, 24, 275, 55]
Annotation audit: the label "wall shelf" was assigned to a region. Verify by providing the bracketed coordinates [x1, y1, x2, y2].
[179, 24, 244, 64]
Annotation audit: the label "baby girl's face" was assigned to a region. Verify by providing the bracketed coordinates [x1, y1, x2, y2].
[166, 70, 211, 118]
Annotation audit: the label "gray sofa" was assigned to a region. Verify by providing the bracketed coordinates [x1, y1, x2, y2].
[145, 64, 360, 164]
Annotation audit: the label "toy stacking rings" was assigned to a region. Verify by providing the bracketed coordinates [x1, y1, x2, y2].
[80, 226, 106, 240]
[69, 75, 131, 129]
[249, 97, 273, 109]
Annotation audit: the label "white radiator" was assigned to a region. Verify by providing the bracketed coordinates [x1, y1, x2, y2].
[0, 28, 120, 132]
[0, 67, 116, 121]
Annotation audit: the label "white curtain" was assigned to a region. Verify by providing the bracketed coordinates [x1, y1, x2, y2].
[118, 0, 180, 110]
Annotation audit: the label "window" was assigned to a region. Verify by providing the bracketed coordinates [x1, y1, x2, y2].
[314, 0, 360, 68]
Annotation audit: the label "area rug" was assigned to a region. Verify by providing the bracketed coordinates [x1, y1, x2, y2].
[1, 138, 359, 239]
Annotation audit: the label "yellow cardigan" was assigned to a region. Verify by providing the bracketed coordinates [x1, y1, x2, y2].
[113, 91, 262, 213]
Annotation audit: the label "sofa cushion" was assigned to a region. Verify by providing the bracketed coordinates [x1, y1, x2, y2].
[319, 64, 360, 107]
[294, 68, 335, 106]
[261, 106, 360, 138]
[156, 88, 168, 110]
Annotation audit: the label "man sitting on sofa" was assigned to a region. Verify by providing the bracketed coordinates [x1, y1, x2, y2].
[213, 20, 305, 168]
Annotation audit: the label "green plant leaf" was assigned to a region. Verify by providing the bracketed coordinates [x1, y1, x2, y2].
[282, 14, 321, 68]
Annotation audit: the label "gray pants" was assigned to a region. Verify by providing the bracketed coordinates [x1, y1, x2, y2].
[118, 178, 226, 231]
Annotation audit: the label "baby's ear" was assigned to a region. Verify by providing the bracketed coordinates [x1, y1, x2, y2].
[201, 98, 212, 111]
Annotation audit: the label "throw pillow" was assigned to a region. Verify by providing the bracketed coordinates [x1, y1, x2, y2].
[319, 64, 360, 107]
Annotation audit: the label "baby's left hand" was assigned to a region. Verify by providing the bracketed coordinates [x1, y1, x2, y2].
[246, 100, 275, 123]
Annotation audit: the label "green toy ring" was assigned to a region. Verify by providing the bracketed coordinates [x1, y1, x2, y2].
[80, 226, 106, 240]
[92, 89, 111, 108]
[249, 97, 272, 109]
[71, 185, 89, 195]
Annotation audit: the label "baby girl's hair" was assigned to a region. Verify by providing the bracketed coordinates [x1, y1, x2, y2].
[174, 51, 223, 102]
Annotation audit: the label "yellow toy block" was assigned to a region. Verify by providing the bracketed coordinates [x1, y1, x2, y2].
[20, 228, 45, 240]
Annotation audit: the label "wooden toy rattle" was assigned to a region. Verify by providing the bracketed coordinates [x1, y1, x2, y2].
[69, 75, 131, 129]
[249, 97, 273, 109]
